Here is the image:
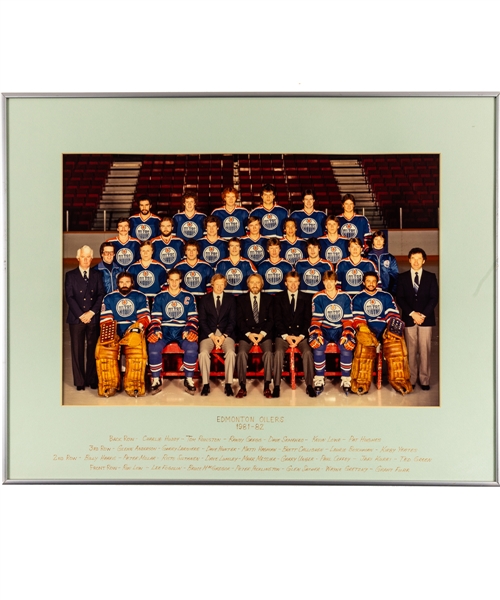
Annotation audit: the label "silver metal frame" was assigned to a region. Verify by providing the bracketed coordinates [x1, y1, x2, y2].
[2, 92, 498, 486]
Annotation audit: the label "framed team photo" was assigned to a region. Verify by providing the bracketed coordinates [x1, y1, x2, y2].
[4, 93, 498, 485]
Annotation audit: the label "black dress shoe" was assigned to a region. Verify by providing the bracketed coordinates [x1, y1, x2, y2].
[201, 384, 210, 396]
[76, 386, 85, 391]
[90, 384, 98, 390]
[420, 384, 430, 391]
[306, 385, 316, 398]
[272, 385, 280, 398]
[236, 386, 247, 398]
[224, 384, 234, 397]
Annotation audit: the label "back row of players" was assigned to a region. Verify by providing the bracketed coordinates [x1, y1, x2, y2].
[100, 186, 398, 299]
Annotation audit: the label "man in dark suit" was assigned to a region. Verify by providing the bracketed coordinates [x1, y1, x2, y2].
[197, 274, 237, 397]
[273, 271, 315, 398]
[396, 247, 438, 391]
[65, 245, 105, 390]
[235, 273, 274, 398]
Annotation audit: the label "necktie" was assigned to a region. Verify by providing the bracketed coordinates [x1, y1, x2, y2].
[253, 296, 259, 323]
[83, 270, 88, 282]
[290, 294, 295, 312]
[216, 295, 221, 315]
[414, 272, 419, 294]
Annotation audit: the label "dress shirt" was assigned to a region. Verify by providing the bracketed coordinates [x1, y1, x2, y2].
[282, 291, 304, 341]
[246, 292, 267, 338]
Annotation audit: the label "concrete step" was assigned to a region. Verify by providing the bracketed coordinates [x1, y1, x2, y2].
[108, 170, 140, 177]
[112, 162, 142, 168]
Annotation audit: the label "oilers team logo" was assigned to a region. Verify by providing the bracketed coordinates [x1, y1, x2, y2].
[116, 298, 135, 318]
[160, 247, 177, 265]
[224, 216, 240, 234]
[265, 267, 283, 286]
[383, 259, 390, 267]
[136, 224, 152, 241]
[248, 244, 265, 263]
[165, 300, 184, 320]
[304, 268, 321, 287]
[185, 270, 202, 289]
[326, 246, 343, 264]
[181, 221, 199, 238]
[340, 223, 358, 238]
[226, 268, 243, 286]
[285, 248, 303, 265]
[364, 298, 383, 318]
[116, 248, 134, 266]
[301, 218, 317, 235]
[325, 303, 343, 323]
[137, 270, 155, 288]
[203, 246, 220, 264]
[262, 214, 279, 231]
[346, 268, 363, 287]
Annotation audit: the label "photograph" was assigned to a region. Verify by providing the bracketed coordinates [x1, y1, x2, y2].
[63, 151, 440, 409]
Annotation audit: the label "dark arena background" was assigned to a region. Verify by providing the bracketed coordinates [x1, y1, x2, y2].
[63, 152, 439, 408]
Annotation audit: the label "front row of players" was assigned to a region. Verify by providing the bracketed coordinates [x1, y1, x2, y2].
[93, 268, 413, 399]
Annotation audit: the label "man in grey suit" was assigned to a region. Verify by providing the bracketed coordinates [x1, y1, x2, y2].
[197, 274, 237, 397]
[396, 247, 439, 391]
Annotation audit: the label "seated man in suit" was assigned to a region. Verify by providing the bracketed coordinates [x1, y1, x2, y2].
[273, 271, 315, 398]
[235, 274, 274, 398]
[197, 274, 237, 397]
[65, 245, 105, 391]
[396, 247, 439, 391]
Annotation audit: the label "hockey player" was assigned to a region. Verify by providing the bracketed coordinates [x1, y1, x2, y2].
[215, 238, 257, 296]
[279, 217, 307, 266]
[257, 238, 293, 294]
[172, 192, 207, 241]
[151, 216, 185, 268]
[105, 218, 141, 268]
[352, 272, 412, 395]
[174, 240, 214, 297]
[294, 238, 334, 294]
[129, 195, 161, 241]
[240, 216, 268, 267]
[366, 230, 399, 295]
[100, 272, 151, 338]
[198, 215, 228, 269]
[249, 184, 289, 238]
[308, 271, 355, 395]
[211, 187, 249, 239]
[318, 215, 350, 265]
[97, 272, 151, 397]
[335, 238, 379, 296]
[336, 194, 372, 247]
[290, 189, 327, 239]
[147, 268, 199, 396]
[128, 240, 168, 306]
[95, 242, 122, 294]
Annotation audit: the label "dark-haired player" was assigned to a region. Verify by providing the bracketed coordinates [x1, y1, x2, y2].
[198, 215, 228, 269]
[249, 184, 288, 238]
[336, 194, 371, 247]
[105, 218, 141, 268]
[151, 216, 185, 268]
[173, 192, 207, 241]
[290, 189, 327, 239]
[318, 215, 350, 266]
[294, 238, 334, 295]
[279, 217, 307, 266]
[129, 195, 161, 241]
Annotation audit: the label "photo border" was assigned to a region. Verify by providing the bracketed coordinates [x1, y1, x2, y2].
[3, 92, 499, 486]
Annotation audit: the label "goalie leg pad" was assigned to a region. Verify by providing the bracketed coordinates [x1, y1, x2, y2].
[95, 337, 121, 397]
[383, 330, 413, 395]
[351, 325, 378, 395]
[120, 324, 148, 397]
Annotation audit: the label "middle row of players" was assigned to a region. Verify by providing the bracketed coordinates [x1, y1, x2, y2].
[100, 220, 397, 299]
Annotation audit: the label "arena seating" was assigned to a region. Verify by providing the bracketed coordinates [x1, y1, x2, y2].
[361, 154, 439, 228]
[63, 153, 439, 230]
